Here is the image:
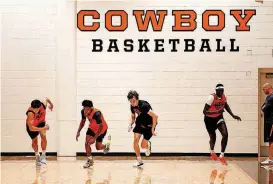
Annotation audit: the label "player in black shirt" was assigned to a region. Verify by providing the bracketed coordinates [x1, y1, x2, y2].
[261, 83, 273, 165]
[127, 90, 158, 167]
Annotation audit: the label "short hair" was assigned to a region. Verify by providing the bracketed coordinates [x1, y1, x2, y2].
[82, 100, 93, 108]
[31, 100, 42, 109]
[127, 90, 139, 100]
[263, 83, 272, 88]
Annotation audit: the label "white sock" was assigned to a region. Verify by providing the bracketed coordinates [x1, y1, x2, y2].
[220, 152, 224, 158]
[42, 150, 46, 156]
[88, 156, 92, 161]
[210, 149, 215, 154]
[137, 156, 142, 162]
[35, 152, 40, 157]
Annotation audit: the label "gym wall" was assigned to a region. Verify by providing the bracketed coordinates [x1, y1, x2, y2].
[1, 0, 273, 155]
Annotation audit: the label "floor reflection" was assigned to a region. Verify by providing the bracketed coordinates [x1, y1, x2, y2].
[0, 160, 259, 184]
[209, 169, 228, 184]
[260, 164, 273, 184]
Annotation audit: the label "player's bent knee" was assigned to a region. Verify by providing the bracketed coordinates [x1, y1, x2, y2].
[95, 143, 103, 150]
[141, 141, 148, 148]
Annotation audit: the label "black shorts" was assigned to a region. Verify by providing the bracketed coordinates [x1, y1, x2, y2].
[26, 122, 46, 140]
[264, 123, 273, 142]
[135, 113, 153, 128]
[133, 126, 154, 141]
[86, 129, 107, 142]
[204, 115, 225, 134]
[133, 113, 157, 140]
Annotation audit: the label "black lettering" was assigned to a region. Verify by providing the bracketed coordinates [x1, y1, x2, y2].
[154, 39, 164, 52]
[230, 39, 239, 52]
[184, 39, 195, 52]
[107, 39, 119, 52]
[138, 39, 150, 52]
[124, 39, 134, 52]
[92, 39, 103, 52]
[169, 39, 180, 52]
[200, 39, 211, 52]
[216, 39, 226, 52]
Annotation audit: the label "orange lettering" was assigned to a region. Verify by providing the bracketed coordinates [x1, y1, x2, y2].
[172, 10, 197, 31]
[230, 10, 256, 31]
[105, 10, 128, 31]
[202, 10, 225, 31]
[133, 10, 167, 31]
[77, 10, 100, 31]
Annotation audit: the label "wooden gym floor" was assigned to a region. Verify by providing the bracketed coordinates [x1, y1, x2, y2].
[0, 156, 270, 184]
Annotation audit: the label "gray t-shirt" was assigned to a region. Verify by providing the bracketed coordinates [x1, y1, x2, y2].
[262, 93, 273, 124]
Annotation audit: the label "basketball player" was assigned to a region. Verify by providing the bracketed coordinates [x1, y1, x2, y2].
[261, 83, 273, 165]
[26, 98, 53, 166]
[127, 90, 158, 167]
[76, 100, 111, 168]
[203, 84, 241, 165]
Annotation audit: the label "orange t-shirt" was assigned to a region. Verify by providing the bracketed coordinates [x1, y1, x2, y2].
[82, 108, 108, 135]
[26, 104, 46, 126]
[206, 93, 227, 118]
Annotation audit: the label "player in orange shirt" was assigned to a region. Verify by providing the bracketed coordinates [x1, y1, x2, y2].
[26, 98, 53, 166]
[203, 84, 241, 165]
[76, 100, 111, 168]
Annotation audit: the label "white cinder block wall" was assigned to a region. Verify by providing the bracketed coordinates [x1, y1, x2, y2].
[76, 0, 273, 154]
[1, 0, 273, 155]
[1, 0, 58, 152]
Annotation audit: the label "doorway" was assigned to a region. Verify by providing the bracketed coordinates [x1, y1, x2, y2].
[259, 68, 273, 158]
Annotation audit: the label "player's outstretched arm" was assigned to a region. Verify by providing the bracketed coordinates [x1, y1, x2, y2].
[44, 97, 54, 111]
[224, 103, 241, 121]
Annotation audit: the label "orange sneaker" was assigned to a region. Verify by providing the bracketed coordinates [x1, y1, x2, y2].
[210, 152, 218, 161]
[219, 156, 228, 165]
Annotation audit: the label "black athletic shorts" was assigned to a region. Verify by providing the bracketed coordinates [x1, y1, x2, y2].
[264, 123, 273, 142]
[133, 114, 156, 140]
[204, 115, 225, 134]
[86, 129, 107, 142]
[26, 122, 46, 139]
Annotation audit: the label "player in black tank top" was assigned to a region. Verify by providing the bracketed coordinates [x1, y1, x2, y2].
[127, 90, 158, 167]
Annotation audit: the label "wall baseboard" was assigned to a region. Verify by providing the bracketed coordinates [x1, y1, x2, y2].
[76, 152, 258, 157]
[1, 152, 258, 157]
[1, 152, 57, 156]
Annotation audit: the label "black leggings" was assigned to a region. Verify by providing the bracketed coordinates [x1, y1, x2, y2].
[209, 122, 228, 153]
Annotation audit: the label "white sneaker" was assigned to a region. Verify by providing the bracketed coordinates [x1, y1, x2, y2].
[145, 141, 151, 156]
[40, 155, 46, 164]
[36, 155, 42, 167]
[261, 158, 273, 165]
[133, 161, 144, 167]
[103, 135, 111, 154]
[83, 159, 94, 168]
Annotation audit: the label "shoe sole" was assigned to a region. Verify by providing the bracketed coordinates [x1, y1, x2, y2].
[133, 163, 144, 168]
[261, 163, 273, 165]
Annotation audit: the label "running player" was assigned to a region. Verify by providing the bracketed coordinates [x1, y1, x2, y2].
[261, 83, 273, 165]
[26, 98, 53, 166]
[76, 100, 111, 168]
[127, 90, 158, 167]
[203, 84, 241, 165]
